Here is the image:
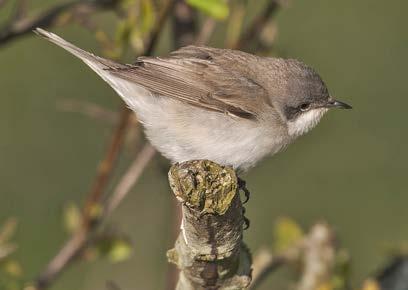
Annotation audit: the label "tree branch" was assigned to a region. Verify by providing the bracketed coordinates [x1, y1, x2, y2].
[0, 0, 120, 47]
[231, 0, 282, 51]
[249, 223, 336, 290]
[167, 160, 251, 290]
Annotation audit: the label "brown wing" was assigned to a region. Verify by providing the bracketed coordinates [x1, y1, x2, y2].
[107, 46, 271, 119]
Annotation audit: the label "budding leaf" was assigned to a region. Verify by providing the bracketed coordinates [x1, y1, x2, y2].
[273, 217, 303, 252]
[186, 0, 229, 20]
[63, 202, 82, 234]
[108, 239, 133, 263]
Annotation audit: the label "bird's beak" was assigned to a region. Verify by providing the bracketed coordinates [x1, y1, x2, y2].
[326, 98, 352, 109]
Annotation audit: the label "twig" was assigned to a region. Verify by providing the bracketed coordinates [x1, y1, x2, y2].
[172, 0, 197, 48]
[0, 0, 9, 9]
[34, 143, 155, 289]
[249, 223, 336, 290]
[297, 223, 335, 290]
[82, 105, 131, 226]
[249, 247, 296, 290]
[194, 18, 216, 46]
[56, 98, 118, 123]
[231, 0, 282, 50]
[104, 143, 156, 216]
[0, 0, 119, 46]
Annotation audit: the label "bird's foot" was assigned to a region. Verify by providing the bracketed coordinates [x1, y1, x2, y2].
[237, 177, 250, 204]
[242, 207, 250, 230]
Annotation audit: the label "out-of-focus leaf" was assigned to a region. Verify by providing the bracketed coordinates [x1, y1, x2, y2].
[88, 203, 103, 220]
[316, 283, 333, 290]
[0, 218, 17, 244]
[360, 279, 381, 290]
[330, 249, 351, 290]
[186, 0, 229, 20]
[0, 244, 17, 260]
[2, 260, 23, 277]
[107, 239, 133, 263]
[273, 217, 303, 252]
[140, 0, 155, 33]
[63, 202, 82, 234]
[91, 236, 133, 263]
[225, 1, 245, 47]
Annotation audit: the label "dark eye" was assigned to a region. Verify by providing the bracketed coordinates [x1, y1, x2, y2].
[299, 103, 311, 112]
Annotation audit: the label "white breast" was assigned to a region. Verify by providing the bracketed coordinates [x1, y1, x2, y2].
[287, 108, 328, 137]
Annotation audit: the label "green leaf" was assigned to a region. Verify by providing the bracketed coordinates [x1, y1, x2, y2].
[107, 239, 133, 263]
[1, 260, 23, 278]
[63, 202, 82, 234]
[92, 236, 133, 263]
[186, 0, 229, 20]
[273, 217, 304, 252]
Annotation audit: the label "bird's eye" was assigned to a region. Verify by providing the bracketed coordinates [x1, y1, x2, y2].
[299, 103, 311, 112]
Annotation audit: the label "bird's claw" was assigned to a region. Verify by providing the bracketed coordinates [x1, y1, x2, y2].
[237, 177, 250, 204]
[242, 207, 250, 230]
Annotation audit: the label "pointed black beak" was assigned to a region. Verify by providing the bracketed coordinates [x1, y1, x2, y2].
[326, 99, 352, 109]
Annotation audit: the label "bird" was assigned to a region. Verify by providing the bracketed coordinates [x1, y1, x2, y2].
[34, 28, 351, 173]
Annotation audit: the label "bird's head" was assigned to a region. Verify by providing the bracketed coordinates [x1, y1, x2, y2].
[266, 59, 352, 137]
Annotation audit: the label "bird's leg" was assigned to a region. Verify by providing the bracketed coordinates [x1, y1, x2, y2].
[237, 177, 250, 204]
[242, 207, 250, 230]
[237, 176, 250, 229]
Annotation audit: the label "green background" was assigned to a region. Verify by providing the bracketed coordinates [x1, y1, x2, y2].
[1, 0, 407, 289]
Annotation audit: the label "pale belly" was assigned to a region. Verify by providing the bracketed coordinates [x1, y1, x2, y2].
[136, 97, 287, 171]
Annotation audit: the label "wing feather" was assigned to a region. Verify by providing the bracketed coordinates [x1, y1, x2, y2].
[108, 46, 271, 119]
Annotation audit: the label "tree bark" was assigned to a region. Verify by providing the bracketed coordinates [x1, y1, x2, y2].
[167, 160, 252, 290]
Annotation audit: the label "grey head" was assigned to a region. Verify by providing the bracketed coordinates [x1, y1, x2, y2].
[256, 57, 352, 137]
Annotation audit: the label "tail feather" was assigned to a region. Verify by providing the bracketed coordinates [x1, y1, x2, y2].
[34, 28, 154, 113]
[33, 28, 126, 71]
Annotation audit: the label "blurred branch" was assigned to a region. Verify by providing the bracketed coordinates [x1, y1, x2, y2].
[0, 0, 9, 9]
[232, 0, 282, 51]
[167, 160, 251, 290]
[57, 98, 119, 124]
[104, 143, 156, 216]
[249, 223, 336, 290]
[34, 143, 155, 290]
[0, 0, 120, 47]
[31, 1, 176, 289]
[82, 105, 131, 226]
[297, 223, 336, 290]
[172, 0, 197, 48]
[249, 247, 298, 290]
[194, 17, 216, 46]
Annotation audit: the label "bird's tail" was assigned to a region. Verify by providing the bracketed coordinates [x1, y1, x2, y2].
[33, 28, 126, 75]
[34, 28, 154, 115]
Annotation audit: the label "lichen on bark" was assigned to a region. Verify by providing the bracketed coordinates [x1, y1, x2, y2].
[167, 160, 251, 290]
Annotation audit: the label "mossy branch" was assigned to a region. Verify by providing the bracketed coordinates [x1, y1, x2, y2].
[167, 160, 252, 290]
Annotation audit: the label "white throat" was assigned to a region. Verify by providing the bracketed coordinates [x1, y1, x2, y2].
[287, 108, 328, 137]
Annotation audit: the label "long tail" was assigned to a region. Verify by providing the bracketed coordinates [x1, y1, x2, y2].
[33, 28, 126, 76]
[34, 28, 154, 113]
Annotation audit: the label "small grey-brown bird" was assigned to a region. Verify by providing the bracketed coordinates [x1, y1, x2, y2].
[34, 28, 351, 172]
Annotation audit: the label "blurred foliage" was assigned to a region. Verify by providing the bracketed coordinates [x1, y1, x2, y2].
[360, 280, 381, 290]
[94, 0, 157, 58]
[0, 219, 24, 290]
[63, 202, 82, 234]
[273, 216, 304, 252]
[186, 0, 229, 20]
[84, 235, 133, 264]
